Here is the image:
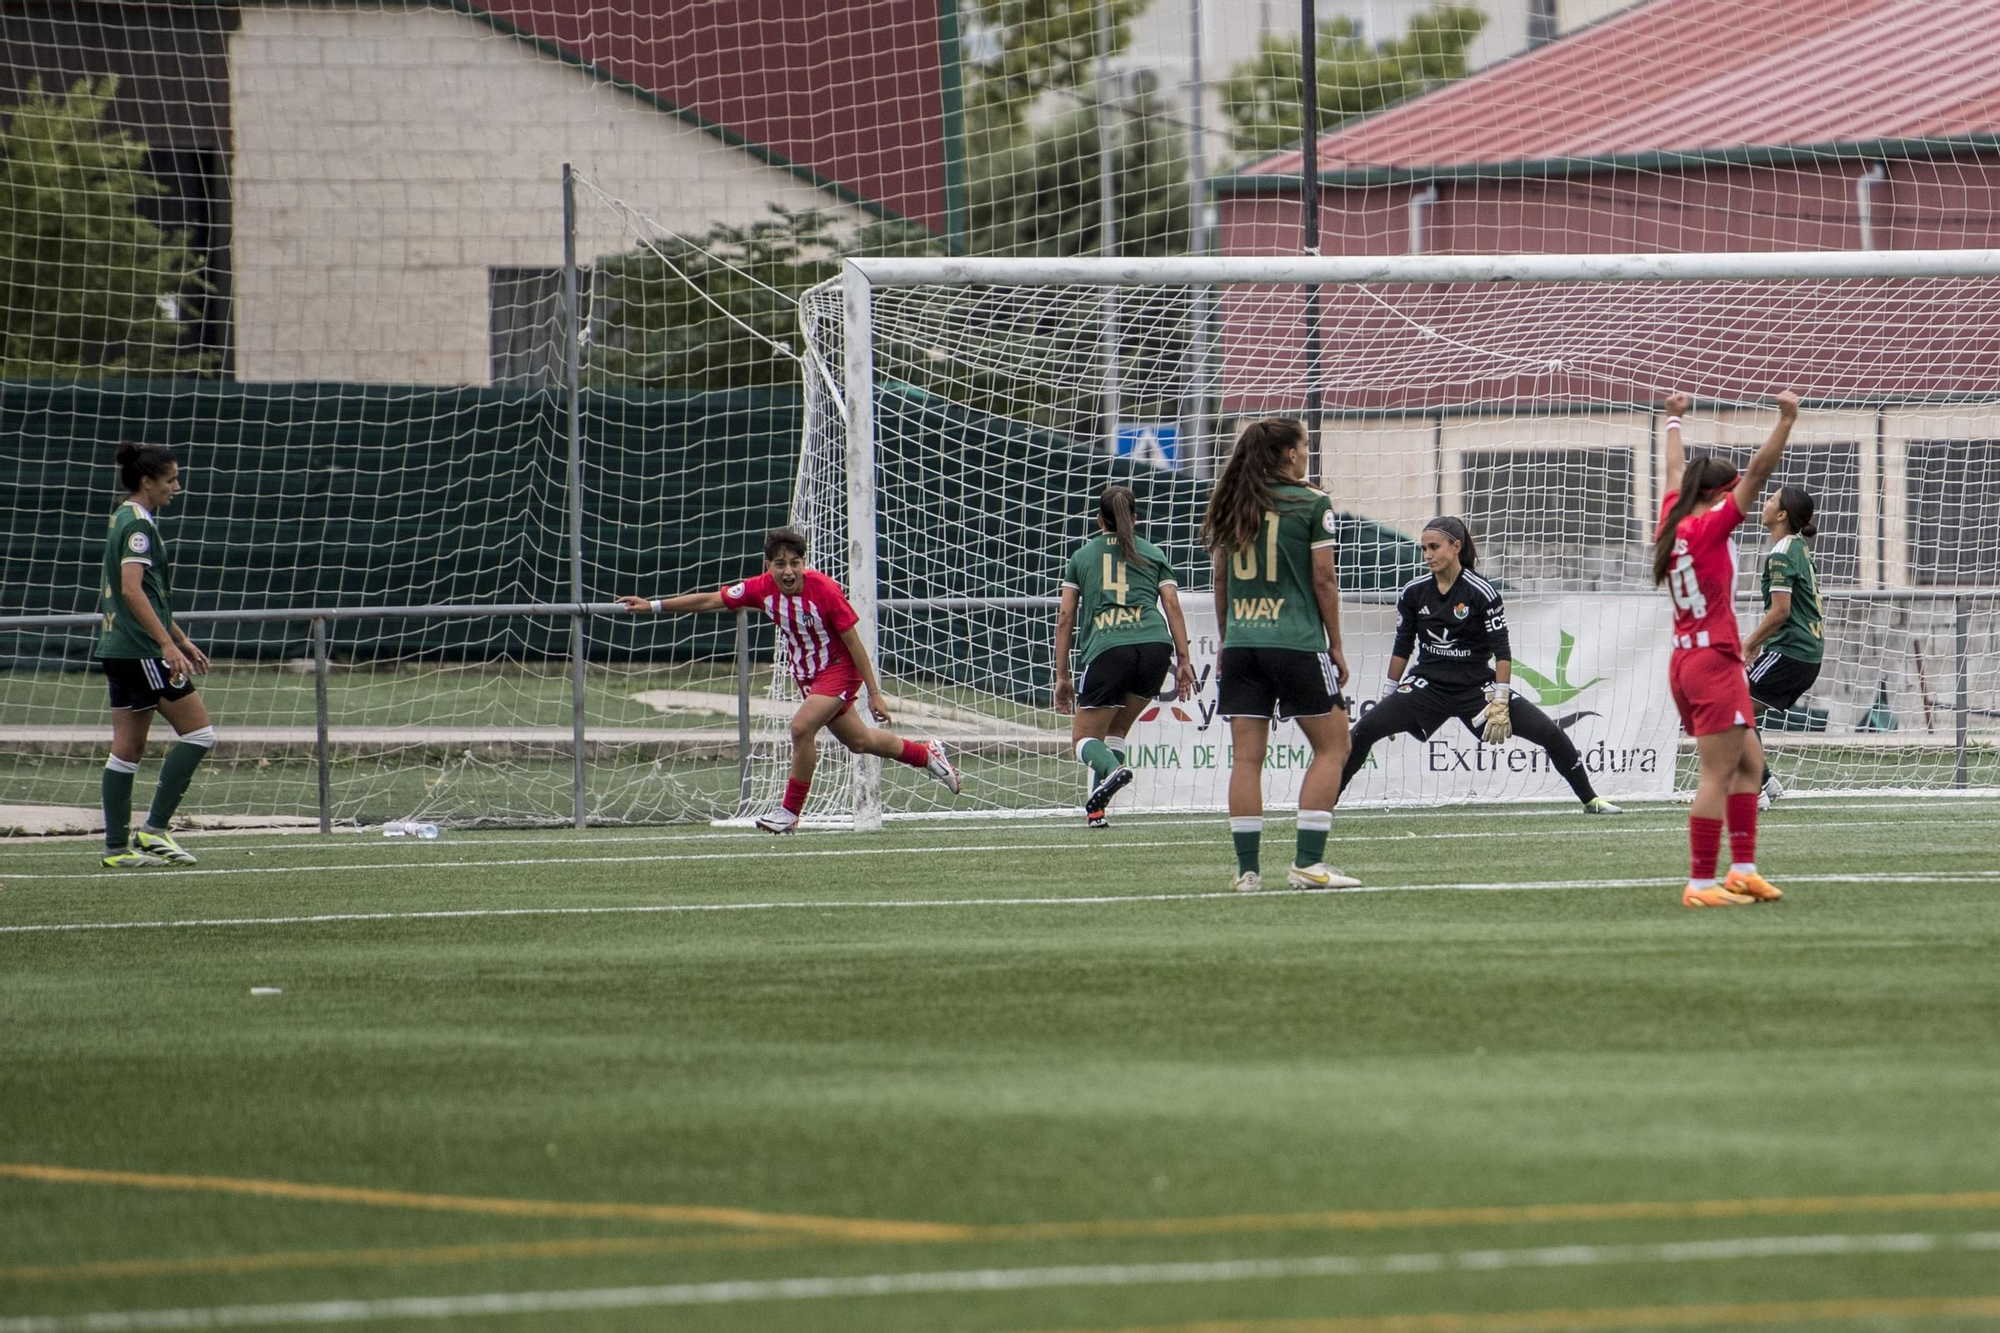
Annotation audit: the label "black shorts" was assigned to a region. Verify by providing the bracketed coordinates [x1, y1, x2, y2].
[100, 657, 197, 712]
[1077, 641, 1174, 710]
[1355, 677, 1485, 741]
[1747, 651, 1822, 712]
[1217, 645, 1344, 721]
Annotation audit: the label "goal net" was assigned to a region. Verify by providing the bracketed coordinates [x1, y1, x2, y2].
[788, 252, 2000, 824]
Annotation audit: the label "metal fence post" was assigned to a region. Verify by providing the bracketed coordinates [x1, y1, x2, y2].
[311, 617, 331, 835]
[1956, 595, 1971, 789]
[736, 609, 752, 812]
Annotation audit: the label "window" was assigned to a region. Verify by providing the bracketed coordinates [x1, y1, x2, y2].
[1459, 448, 1637, 588]
[1703, 442, 1862, 588]
[1907, 439, 2000, 585]
[489, 267, 593, 388]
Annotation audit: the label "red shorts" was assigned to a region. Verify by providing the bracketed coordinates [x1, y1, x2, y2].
[1670, 647, 1754, 736]
[799, 661, 862, 717]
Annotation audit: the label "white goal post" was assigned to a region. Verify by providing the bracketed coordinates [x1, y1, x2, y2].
[779, 250, 2000, 828]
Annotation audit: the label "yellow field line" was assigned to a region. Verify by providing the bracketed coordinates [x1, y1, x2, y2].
[0, 1163, 970, 1243]
[958, 1190, 2000, 1242]
[1022, 1294, 2000, 1333]
[0, 1231, 815, 1283]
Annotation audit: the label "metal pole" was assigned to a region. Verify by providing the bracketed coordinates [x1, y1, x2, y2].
[840, 263, 885, 831]
[1300, 0, 1324, 484]
[561, 163, 589, 829]
[1186, 0, 1215, 477]
[1955, 596, 1971, 789]
[736, 609, 753, 813]
[1097, 0, 1121, 454]
[311, 617, 331, 835]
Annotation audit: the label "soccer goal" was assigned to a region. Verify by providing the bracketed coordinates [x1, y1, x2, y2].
[789, 249, 2000, 826]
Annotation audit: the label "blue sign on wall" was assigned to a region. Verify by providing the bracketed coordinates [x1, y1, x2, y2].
[1115, 423, 1181, 471]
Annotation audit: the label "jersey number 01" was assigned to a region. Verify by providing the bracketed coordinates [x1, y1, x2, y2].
[1229, 512, 1282, 582]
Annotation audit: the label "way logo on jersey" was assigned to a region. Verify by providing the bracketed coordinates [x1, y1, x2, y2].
[1231, 596, 1286, 622]
[1092, 606, 1147, 632]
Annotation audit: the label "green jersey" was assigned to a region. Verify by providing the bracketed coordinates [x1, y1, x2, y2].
[95, 500, 176, 660]
[1219, 483, 1339, 652]
[1062, 534, 1180, 666]
[1759, 533, 1823, 664]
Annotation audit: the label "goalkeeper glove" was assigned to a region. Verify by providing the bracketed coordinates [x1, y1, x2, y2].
[1481, 683, 1513, 745]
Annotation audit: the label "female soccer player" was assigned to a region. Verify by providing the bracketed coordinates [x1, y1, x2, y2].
[1655, 390, 1799, 906]
[1338, 516, 1622, 814]
[1744, 485, 1824, 808]
[1053, 485, 1197, 829]
[618, 527, 960, 832]
[96, 442, 216, 868]
[1201, 418, 1359, 893]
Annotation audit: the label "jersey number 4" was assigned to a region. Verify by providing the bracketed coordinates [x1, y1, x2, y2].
[1667, 555, 1708, 618]
[1229, 512, 1283, 582]
[1100, 554, 1130, 605]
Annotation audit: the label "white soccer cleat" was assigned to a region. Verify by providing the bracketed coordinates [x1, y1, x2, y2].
[1761, 774, 1784, 808]
[924, 739, 963, 795]
[1584, 796, 1622, 815]
[1287, 862, 1363, 890]
[1230, 870, 1263, 893]
[753, 807, 800, 835]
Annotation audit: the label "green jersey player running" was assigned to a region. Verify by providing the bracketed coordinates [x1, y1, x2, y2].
[1201, 418, 1360, 893]
[95, 443, 216, 868]
[1053, 485, 1197, 828]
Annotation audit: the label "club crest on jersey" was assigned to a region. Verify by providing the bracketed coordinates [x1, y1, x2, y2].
[128, 533, 149, 554]
[1452, 602, 1469, 620]
[1320, 508, 1337, 534]
[725, 581, 746, 600]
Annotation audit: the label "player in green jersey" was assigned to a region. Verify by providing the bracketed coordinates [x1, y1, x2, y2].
[1744, 484, 1824, 808]
[1053, 485, 1197, 828]
[1200, 418, 1359, 893]
[94, 443, 215, 868]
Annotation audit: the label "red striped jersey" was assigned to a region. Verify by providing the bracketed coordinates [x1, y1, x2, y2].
[1655, 490, 1746, 655]
[719, 570, 860, 683]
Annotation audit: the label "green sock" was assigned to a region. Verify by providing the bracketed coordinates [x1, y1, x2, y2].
[1295, 809, 1332, 868]
[146, 741, 211, 830]
[1077, 738, 1119, 782]
[1229, 818, 1262, 874]
[102, 761, 136, 850]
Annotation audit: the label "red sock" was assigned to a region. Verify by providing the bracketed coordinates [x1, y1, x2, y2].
[1726, 792, 1759, 867]
[898, 739, 931, 769]
[1689, 816, 1723, 881]
[783, 777, 809, 815]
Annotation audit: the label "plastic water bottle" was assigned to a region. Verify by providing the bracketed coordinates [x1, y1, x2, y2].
[382, 820, 441, 839]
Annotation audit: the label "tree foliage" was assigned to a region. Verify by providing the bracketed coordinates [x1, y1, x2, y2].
[1219, 5, 1486, 157]
[960, 0, 1152, 136]
[0, 76, 213, 376]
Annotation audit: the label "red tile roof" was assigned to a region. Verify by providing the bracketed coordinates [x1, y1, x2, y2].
[1247, 0, 2000, 178]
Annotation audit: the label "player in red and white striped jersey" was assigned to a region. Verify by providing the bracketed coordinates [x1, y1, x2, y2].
[1653, 390, 1799, 907]
[619, 527, 960, 832]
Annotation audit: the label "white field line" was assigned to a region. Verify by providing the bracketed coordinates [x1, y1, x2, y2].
[4, 811, 1991, 871]
[3, 870, 1997, 936]
[2, 1231, 1996, 1331]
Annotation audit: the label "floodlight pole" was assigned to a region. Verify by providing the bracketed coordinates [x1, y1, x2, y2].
[1300, 0, 1324, 484]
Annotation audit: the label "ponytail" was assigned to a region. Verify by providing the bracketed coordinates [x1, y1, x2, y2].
[1775, 484, 1818, 540]
[1202, 417, 1306, 553]
[115, 442, 177, 493]
[1651, 456, 1739, 585]
[1421, 515, 1477, 572]
[1098, 485, 1141, 565]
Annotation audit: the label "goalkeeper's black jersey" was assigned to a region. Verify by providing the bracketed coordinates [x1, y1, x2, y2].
[1392, 571, 1511, 690]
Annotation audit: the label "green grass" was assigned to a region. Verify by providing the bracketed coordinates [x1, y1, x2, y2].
[2, 800, 1999, 1332]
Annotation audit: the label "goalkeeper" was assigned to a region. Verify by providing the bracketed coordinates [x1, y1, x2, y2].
[1338, 516, 1620, 814]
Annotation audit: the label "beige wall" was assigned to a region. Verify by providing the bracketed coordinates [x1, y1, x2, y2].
[230, 6, 869, 384]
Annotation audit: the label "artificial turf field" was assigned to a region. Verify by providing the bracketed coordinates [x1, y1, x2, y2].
[2, 798, 1999, 1333]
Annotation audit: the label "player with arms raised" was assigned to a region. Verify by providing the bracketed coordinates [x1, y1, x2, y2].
[1053, 485, 1196, 828]
[619, 528, 960, 832]
[1654, 390, 1799, 906]
[1338, 516, 1621, 814]
[1202, 418, 1359, 893]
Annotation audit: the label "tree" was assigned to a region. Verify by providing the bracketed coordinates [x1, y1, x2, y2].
[0, 76, 213, 376]
[960, 0, 1152, 137]
[1219, 5, 1486, 158]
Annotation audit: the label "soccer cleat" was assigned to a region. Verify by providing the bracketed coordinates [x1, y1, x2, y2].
[1287, 862, 1363, 891]
[1085, 811, 1110, 830]
[924, 740, 963, 795]
[1760, 775, 1784, 811]
[1584, 797, 1623, 815]
[1723, 869, 1784, 902]
[1682, 882, 1756, 908]
[753, 808, 800, 835]
[1084, 764, 1134, 817]
[1230, 870, 1263, 893]
[101, 848, 169, 869]
[134, 829, 196, 864]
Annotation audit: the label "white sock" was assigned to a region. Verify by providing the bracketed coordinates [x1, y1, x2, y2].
[1107, 735, 1127, 758]
[1689, 878, 1717, 890]
[1296, 809, 1333, 832]
[104, 755, 140, 775]
[1228, 816, 1263, 834]
[1729, 862, 1757, 876]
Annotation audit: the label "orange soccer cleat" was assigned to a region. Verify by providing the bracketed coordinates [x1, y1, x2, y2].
[1683, 882, 1756, 908]
[1723, 869, 1784, 902]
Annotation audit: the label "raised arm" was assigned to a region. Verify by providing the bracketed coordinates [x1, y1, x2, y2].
[1733, 390, 1801, 517]
[1661, 391, 1690, 494]
[617, 591, 726, 614]
[1052, 585, 1080, 713]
